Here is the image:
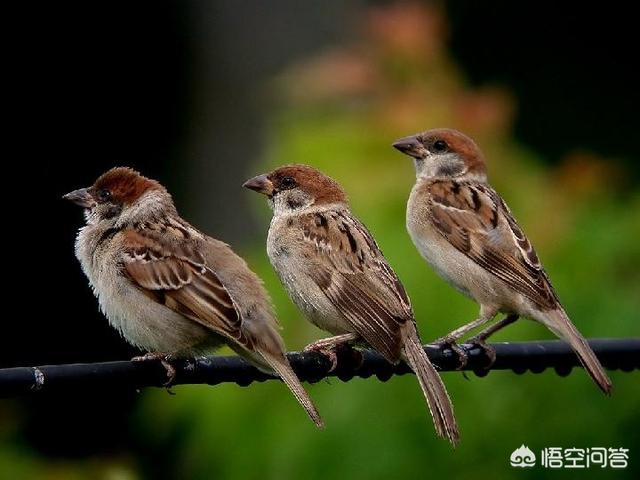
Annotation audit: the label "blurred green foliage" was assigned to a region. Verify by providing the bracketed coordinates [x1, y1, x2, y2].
[2, 3, 638, 479]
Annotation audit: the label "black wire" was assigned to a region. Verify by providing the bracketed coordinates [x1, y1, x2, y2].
[1, 339, 638, 398]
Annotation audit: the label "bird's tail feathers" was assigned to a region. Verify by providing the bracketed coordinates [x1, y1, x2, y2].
[402, 326, 459, 445]
[544, 309, 612, 395]
[257, 347, 325, 429]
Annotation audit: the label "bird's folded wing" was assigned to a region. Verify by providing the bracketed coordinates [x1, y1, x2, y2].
[427, 180, 559, 309]
[120, 227, 254, 348]
[299, 210, 412, 362]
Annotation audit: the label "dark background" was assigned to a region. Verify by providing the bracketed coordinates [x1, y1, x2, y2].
[4, 0, 638, 476]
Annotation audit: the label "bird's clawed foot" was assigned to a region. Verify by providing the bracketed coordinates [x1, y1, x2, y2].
[304, 342, 339, 372]
[132, 352, 176, 388]
[304, 333, 359, 373]
[433, 336, 468, 370]
[466, 336, 497, 369]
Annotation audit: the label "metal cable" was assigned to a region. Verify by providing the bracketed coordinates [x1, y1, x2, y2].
[1, 338, 637, 398]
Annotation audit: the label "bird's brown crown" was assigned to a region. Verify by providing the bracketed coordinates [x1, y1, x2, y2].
[92, 167, 163, 205]
[419, 128, 486, 175]
[268, 164, 348, 205]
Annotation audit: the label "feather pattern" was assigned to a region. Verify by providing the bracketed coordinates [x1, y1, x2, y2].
[425, 180, 559, 310]
[119, 223, 254, 348]
[121, 221, 324, 425]
[295, 208, 412, 362]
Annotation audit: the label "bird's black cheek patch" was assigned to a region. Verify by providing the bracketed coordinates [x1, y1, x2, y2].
[286, 198, 304, 210]
[437, 162, 465, 177]
[101, 203, 122, 220]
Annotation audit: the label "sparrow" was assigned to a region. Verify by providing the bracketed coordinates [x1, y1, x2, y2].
[243, 165, 459, 445]
[63, 167, 323, 427]
[393, 128, 612, 394]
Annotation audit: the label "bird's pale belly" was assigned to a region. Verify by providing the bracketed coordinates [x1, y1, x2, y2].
[407, 218, 526, 313]
[92, 265, 217, 355]
[408, 225, 475, 300]
[268, 240, 351, 336]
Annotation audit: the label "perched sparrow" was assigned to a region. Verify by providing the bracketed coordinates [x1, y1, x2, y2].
[63, 167, 323, 427]
[244, 165, 459, 444]
[394, 128, 612, 394]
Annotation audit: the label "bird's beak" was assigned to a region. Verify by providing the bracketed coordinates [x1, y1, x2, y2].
[242, 174, 275, 197]
[63, 188, 95, 208]
[392, 135, 427, 159]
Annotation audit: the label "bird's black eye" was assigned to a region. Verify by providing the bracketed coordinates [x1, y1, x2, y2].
[96, 189, 111, 202]
[280, 176, 296, 190]
[433, 139, 448, 152]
